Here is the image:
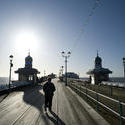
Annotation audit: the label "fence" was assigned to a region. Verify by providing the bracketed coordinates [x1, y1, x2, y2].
[69, 82, 125, 125]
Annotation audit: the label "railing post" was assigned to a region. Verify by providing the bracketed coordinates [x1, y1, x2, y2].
[119, 101, 123, 125]
[110, 85, 112, 96]
[96, 93, 99, 112]
[79, 83, 81, 96]
[69, 81, 71, 87]
[86, 85, 88, 100]
[109, 85, 112, 96]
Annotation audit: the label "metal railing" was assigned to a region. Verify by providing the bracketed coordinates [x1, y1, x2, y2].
[69, 83, 125, 125]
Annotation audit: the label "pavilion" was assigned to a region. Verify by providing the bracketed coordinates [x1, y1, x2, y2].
[86, 52, 112, 84]
[15, 53, 40, 84]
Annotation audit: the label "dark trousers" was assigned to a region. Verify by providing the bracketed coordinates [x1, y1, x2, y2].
[45, 94, 53, 110]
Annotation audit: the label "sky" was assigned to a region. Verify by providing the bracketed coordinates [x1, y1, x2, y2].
[0, 0, 125, 79]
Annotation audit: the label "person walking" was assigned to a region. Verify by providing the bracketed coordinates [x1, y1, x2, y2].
[43, 77, 56, 112]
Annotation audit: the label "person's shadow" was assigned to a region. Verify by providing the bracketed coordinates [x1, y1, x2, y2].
[0, 93, 9, 103]
[21, 84, 49, 124]
[23, 84, 44, 112]
[21, 84, 65, 125]
[46, 111, 66, 125]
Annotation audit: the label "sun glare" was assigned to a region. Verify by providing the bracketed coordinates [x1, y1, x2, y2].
[15, 31, 38, 52]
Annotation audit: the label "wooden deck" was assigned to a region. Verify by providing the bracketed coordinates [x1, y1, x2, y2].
[0, 79, 107, 125]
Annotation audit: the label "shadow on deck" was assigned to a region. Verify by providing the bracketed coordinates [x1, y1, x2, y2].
[19, 84, 65, 125]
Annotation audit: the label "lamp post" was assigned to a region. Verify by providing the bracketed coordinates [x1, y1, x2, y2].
[61, 51, 71, 86]
[59, 66, 63, 77]
[9, 55, 13, 91]
[61, 66, 64, 75]
[123, 57, 125, 83]
[59, 69, 61, 77]
[44, 70, 46, 77]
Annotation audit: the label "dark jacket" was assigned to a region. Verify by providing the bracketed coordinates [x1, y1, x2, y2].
[43, 82, 55, 96]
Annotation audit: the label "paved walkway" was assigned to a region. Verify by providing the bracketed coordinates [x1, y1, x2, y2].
[0, 79, 109, 125]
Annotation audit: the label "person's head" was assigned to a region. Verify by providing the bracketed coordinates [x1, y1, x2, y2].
[48, 77, 52, 83]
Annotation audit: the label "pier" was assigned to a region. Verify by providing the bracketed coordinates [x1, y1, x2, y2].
[0, 79, 108, 125]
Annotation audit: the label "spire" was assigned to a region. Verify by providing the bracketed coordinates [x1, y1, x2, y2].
[95, 50, 102, 69]
[97, 50, 99, 57]
[28, 49, 30, 56]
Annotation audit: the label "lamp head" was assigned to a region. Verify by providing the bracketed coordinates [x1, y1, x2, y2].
[61, 51, 65, 57]
[67, 51, 71, 57]
[9, 55, 13, 61]
[123, 57, 125, 63]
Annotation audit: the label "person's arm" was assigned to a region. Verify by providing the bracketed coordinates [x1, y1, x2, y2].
[43, 84, 46, 92]
[53, 84, 56, 92]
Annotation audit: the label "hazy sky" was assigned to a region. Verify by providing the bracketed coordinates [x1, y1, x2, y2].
[0, 0, 125, 79]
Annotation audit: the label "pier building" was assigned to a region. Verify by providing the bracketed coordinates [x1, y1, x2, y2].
[87, 53, 112, 84]
[15, 53, 40, 83]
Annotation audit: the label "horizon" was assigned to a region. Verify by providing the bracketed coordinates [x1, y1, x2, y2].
[0, 0, 125, 79]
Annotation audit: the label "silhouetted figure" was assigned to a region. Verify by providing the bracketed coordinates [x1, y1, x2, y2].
[89, 76, 92, 83]
[43, 77, 55, 112]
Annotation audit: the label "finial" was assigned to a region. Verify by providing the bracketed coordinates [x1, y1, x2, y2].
[28, 49, 30, 56]
[97, 50, 99, 57]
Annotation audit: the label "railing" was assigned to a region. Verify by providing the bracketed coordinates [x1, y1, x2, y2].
[69, 83, 125, 125]
[102, 81, 125, 88]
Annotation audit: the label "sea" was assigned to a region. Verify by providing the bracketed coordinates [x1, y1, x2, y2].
[0, 77, 31, 91]
[0, 77, 9, 90]
[80, 77, 125, 87]
[0, 77, 125, 91]
[80, 77, 125, 82]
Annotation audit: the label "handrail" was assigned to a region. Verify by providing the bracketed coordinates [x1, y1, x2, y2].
[78, 84, 125, 106]
[70, 83, 125, 124]
[68, 78, 125, 105]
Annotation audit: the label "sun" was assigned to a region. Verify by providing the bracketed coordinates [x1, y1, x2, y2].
[15, 31, 38, 52]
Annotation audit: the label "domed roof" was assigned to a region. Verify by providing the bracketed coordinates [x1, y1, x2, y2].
[95, 51, 102, 62]
[25, 53, 33, 68]
[25, 55, 32, 61]
[95, 55, 102, 62]
[25, 52, 33, 61]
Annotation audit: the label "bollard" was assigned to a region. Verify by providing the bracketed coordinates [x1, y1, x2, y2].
[119, 101, 123, 125]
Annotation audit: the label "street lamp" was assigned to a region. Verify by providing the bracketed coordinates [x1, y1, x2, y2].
[61, 51, 71, 86]
[44, 70, 46, 77]
[123, 57, 125, 83]
[61, 66, 64, 75]
[9, 55, 13, 91]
